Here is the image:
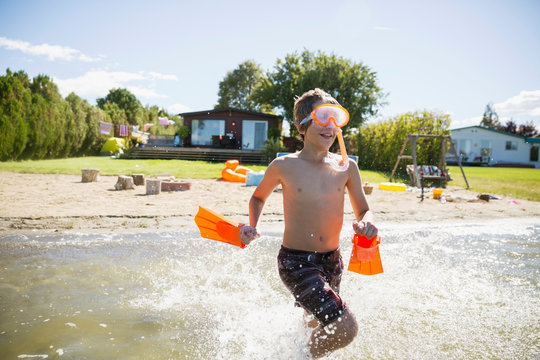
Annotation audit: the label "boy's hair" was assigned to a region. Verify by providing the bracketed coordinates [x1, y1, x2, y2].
[293, 88, 340, 133]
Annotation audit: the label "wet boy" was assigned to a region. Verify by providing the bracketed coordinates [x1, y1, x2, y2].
[240, 88, 377, 358]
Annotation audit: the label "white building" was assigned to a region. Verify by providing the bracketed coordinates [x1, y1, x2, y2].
[450, 126, 540, 168]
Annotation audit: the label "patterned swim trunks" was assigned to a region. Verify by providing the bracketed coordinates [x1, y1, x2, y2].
[277, 245, 346, 326]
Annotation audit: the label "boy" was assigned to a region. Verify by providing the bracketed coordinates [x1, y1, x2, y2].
[240, 88, 378, 358]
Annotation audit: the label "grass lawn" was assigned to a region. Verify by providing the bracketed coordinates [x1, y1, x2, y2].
[0, 156, 391, 183]
[0, 157, 538, 201]
[447, 165, 540, 201]
[0, 157, 268, 179]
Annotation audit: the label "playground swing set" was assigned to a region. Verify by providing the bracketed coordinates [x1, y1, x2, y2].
[389, 134, 469, 199]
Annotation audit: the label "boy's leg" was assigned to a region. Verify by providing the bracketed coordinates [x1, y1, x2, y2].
[304, 310, 319, 328]
[308, 308, 358, 358]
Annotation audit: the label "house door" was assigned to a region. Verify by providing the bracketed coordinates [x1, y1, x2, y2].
[242, 120, 267, 150]
[531, 146, 539, 162]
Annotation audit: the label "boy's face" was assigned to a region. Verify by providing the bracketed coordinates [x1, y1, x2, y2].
[299, 101, 339, 150]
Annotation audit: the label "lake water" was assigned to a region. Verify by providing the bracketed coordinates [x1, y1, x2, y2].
[1, 218, 539, 359]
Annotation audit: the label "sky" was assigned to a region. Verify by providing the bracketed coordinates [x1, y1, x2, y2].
[1, 0, 539, 131]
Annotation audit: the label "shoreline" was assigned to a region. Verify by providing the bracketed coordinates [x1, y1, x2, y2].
[1, 172, 539, 236]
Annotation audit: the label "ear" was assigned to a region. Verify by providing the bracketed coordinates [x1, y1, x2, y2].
[296, 122, 309, 135]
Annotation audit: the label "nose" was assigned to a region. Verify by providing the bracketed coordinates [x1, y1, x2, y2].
[327, 117, 338, 129]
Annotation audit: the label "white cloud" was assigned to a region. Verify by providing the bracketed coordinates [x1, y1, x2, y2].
[0, 36, 101, 62]
[168, 103, 192, 114]
[54, 70, 176, 100]
[54, 71, 145, 98]
[148, 71, 178, 81]
[450, 116, 482, 129]
[493, 90, 540, 117]
[127, 86, 168, 99]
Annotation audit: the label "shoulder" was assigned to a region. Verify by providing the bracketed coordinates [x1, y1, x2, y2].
[270, 152, 301, 168]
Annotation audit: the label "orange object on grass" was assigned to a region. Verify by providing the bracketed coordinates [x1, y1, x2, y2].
[348, 234, 383, 275]
[194, 206, 245, 248]
[222, 159, 253, 183]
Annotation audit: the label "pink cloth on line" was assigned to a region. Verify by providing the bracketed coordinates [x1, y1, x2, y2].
[119, 124, 129, 137]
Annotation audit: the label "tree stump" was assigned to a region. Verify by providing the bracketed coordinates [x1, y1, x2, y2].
[146, 179, 162, 195]
[132, 174, 146, 186]
[114, 175, 134, 190]
[81, 168, 100, 183]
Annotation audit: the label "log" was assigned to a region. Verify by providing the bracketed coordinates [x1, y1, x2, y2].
[146, 179, 162, 195]
[81, 168, 100, 183]
[132, 174, 146, 186]
[114, 175, 134, 190]
[161, 181, 191, 192]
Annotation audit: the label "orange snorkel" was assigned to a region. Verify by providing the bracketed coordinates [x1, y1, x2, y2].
[337, 128, 348, 165]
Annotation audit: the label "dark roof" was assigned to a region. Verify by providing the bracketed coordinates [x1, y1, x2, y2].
[451, 125, 540, 143]
[178, 107, 281, 119]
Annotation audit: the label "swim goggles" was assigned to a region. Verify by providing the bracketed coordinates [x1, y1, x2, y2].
[299, 104, 350, 128]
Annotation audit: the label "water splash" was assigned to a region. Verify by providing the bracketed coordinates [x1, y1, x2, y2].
[1, 219, 539, 359]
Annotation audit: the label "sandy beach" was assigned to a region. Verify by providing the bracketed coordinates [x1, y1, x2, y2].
[1, 171, 539, 234]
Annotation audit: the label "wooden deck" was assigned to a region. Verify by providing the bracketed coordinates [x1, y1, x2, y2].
[124, 146, 268, 164]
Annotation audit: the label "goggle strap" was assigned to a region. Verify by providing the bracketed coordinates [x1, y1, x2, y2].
[299, 116, 312, 126]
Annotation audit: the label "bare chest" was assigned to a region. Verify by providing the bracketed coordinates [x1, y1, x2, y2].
[281, 163, 349, 200]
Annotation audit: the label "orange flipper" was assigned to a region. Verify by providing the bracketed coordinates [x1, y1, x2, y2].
[194, 206, 245, 248]
[348, 234, 383, 275]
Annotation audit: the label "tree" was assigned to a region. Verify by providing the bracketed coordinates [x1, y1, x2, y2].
[215, 60, 270, 112]
[517, 122, 538, 137]
[254, 50, 386, 135]
[496, 119, 517, 134]
[480, 102, 500, 128]
[354, 110, 451, 173]
[0, 69, 31, 160]
[97, 88, 143, 125]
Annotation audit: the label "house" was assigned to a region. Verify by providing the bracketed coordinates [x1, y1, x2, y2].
[179, 108, 282, 150]
[450, 126, 540, 168]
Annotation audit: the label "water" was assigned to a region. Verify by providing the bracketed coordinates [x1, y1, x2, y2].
[1, 218, 539, 359]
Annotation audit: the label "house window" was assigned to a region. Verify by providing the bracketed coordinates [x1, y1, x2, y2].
[505, 141, 517, 150]
[458, 139, 472, 156]
[191, 119, 225, 146]
[531, 146, 539, 162]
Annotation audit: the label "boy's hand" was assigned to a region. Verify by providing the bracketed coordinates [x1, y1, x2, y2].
[353, 220, 378, 239]
[240, 225, 260, 245]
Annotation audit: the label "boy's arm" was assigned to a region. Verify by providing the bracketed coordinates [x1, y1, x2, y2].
[240, 160, 282, 244]
[249, 160, 282, 226]
[346, 161, 378, 239]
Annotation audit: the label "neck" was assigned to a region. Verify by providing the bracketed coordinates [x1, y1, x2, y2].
[299, 142, 330, 162]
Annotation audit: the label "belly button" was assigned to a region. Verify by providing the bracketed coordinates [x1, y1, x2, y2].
[297, 188, 302, 192]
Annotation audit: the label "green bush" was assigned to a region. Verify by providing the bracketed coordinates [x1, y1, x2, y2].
[263, 137, 287, 162]
[267, 127, 281, 140]
[354, 110, 451, 174]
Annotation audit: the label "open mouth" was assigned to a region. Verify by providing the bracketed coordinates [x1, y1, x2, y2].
[320, 133, 334, 140]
